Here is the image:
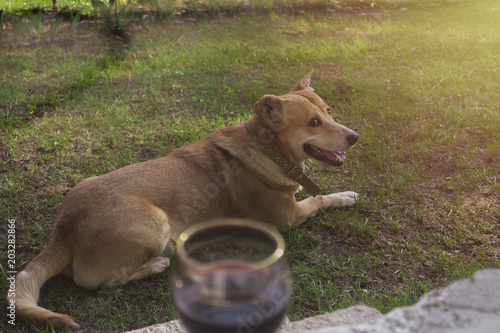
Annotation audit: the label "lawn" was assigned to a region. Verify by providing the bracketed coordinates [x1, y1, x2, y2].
[1, 0, 499, 332]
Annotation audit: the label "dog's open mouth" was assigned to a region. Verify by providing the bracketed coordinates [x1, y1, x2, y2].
[303, 144, 346, 166]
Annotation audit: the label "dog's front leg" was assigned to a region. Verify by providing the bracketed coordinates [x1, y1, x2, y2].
[291, 191, 358, 226]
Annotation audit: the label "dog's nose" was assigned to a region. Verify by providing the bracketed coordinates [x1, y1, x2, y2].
[346, 131, 359, 145]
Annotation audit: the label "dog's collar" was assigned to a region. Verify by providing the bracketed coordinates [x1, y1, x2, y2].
[245, 119, 322, 197]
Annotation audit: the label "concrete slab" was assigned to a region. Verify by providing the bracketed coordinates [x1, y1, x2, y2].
[126, 304, 381, 333]
[310, 269, 500, 333]
[126, 269, 500, 333]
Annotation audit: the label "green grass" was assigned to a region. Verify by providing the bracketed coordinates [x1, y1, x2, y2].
[1, 0, 93, 12]
[1, 0, 500, 331]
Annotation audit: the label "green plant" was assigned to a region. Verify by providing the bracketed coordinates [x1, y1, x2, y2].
[208, 0, 222, 15]
[26, 10, 43, 39]
[115, 0, 133, 30]
[9, 15, 23, 42]
[247, 0, 272, 12]
[62, 10, 82, 37]
[187, 0, 199, 15]
[48, 18, 62, 41]
[0, 10, 4, 42]
[92, 0, 113, 28]
[154, 0, 176, 21]
[91, 0, 133, 34]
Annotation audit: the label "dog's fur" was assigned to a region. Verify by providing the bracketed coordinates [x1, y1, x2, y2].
[9, 71, 359, 328]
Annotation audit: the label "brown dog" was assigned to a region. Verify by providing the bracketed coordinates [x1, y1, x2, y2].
[9, 70, 359, 328]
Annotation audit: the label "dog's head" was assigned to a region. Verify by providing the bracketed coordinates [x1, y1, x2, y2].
[253, 70, 358, 166]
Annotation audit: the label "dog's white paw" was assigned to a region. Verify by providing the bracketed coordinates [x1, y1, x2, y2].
[151, 257, 170, 273]
[326, 191, 359, 207]
[339, 191, 358, 206]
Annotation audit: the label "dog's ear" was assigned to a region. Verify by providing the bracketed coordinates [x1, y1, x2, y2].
[254, 95, 284, 132]
[292, 69, 314, 92]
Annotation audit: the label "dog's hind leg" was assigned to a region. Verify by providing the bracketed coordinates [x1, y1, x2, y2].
[291, 191, 359, 225]
[70, 196, 171, 289]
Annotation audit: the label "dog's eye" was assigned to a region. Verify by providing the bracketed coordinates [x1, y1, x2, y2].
[309, 119, 321, 127]
[327, 108, 332, 115]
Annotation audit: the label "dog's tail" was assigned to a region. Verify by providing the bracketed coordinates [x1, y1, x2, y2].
[8, 239, 79, 329]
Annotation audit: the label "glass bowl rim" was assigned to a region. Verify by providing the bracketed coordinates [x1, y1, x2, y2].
[175, 218, 286, 271]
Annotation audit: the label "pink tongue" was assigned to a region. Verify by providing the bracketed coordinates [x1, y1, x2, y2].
[325, 151, 345, 162]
